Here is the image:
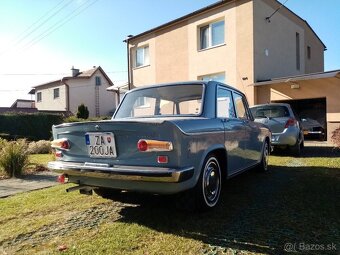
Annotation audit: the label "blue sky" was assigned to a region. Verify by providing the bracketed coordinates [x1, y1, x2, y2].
[0, 0, 339, 107]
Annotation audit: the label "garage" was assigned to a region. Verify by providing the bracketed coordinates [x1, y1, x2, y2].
[274, 98, 326, 140]
[254, 70, 340, 144]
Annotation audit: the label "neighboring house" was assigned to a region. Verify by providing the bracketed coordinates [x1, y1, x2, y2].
[107, 81, 129, 104]
[0, 99, 38, 114]
[32, 66, 116, 117]
[11, 99, 35, 109]
[125, 0, 339, 142]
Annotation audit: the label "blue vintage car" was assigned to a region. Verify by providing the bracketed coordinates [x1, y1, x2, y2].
[49, 81, 271, 210]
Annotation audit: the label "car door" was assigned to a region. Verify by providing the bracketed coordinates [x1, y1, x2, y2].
[216, 87, 248, 176]
[233, 92, 262, 167]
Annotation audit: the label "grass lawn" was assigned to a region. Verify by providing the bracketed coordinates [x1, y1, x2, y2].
[0, 147, 339, 254]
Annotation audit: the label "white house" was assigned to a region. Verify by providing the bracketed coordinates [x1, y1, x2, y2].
[32, 66, 117, 117]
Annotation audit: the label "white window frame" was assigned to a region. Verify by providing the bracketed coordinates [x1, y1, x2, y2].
[199, 20, 225, 50]
[135, 45, 149, 68]
[37, 92, 42, 102]
[53, 88, 59, 99]
[95, 76, 101, 86]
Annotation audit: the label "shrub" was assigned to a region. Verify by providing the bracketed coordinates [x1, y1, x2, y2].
[0, 139, 28, 177]
[27, 140, 52, 154]
[64, 115, 111, 123]
[331, 127, 340, 148]
[76, 104, 89, 119]
[0, 113, 64, 141]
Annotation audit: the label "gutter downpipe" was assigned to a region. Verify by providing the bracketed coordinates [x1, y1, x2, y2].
[124, 35, 133, 91]
[61, 78, 70, 112]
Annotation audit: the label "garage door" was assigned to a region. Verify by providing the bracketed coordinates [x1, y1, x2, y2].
[273, 98, 326, 141]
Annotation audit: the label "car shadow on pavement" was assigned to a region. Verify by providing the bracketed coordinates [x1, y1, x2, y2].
[113, 165, 339, 254]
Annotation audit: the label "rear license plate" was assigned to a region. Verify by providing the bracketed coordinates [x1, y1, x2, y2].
[85, 132, 117, 158]
[303, 130, 309, 135]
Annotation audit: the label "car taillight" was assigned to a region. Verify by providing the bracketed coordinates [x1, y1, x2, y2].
[284, 118, 297, 128]
[157, 155, 168, 164]
[55, 151, 63, 158]
[51, 138, 70, 150]
[57, 174, 68, 183]
[137, 139, 173, 152]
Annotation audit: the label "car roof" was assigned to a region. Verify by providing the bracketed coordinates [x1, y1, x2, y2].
[125, 81, 245, 96]
[250, 103, 292, 108]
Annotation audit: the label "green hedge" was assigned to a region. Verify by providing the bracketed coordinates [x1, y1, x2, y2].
[0, 113, 64, 141]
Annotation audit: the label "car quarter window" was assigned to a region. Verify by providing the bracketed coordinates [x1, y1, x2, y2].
[217, 87, 236, 118]
[233, 93, 249, 120]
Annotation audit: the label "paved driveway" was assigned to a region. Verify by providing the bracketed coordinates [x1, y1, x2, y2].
[0, 171, 59, 198]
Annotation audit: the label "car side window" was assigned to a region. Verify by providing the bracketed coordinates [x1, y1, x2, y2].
[233, 93, 249, 120]
[217, 87, 236, 118]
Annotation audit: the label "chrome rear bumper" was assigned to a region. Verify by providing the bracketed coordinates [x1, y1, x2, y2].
[48, 161, 194, 183]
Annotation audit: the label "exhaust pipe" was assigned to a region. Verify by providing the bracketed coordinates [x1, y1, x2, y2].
[66, 185, 97, 195]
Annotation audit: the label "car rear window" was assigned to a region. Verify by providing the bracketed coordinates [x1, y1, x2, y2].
[114, 84, 204, 118]
[250, 105, 290, 118]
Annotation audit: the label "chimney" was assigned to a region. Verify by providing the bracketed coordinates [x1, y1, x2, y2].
[71, 66, 79, 77]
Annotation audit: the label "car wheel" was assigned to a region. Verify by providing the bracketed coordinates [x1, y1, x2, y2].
[176, 154, 222, 211]
[290, 139, 301, 156]
[94, 187, 121, 199]
[257, 141, 270, 172]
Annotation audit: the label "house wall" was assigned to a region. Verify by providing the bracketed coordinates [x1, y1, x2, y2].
[16, 101, 34, 108]
[68, 70, 116, 117]
[253, 0, 324, 82]
[256, 77, 340, 141]
[130, 34, 157, 86]
[130, 0, 257, 103]
[35, 82, 67, 111]
[129, 0, 324, 106]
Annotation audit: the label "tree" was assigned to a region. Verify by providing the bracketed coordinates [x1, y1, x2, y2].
[76, 104, 89, 119]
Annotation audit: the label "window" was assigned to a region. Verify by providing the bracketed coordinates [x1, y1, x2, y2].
[37, 92, 42, 102]
[135, 45, 149, 67]
[250, 105, 290, 118]
[53, 88, 59, 99]
[233, 93, 248, 119]
[115, 84, 204, 118]
[95, 76, 101, 86]
[296, 32, 300, 70]
[200, 72, 225, 83]
[200, 20, 224, 50]
[217, 88, 235, 119]
[307, 46, 311, 60]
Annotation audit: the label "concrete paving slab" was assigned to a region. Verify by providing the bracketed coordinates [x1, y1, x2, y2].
[0, 171, 59, 198]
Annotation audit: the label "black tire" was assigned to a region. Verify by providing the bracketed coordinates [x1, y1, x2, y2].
[94, 187, 121, 199]
[257, 141, 270, 172]
[290, 140, 301, 156]
[176, 154, 222, 211]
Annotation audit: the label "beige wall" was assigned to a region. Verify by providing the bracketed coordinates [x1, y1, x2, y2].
[35, 70, 116, 117]
[129, 0, 324, 106]
[256, 77, 340, 141]
[130, 34, 156, 87]
[253, 0, 324, 82]
[130, 0, 256, 103]
[16, 101, 34, 108]
[304, 28, 324, 73]
[155, 21, 189, 83]
[35, 81, 67, 111]
[68, 70, 116, 117]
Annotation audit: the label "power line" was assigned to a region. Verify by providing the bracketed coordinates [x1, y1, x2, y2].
[21, 0, 100, 52]
[0, 0, 71, 56]
[0, 70, 127, 76]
